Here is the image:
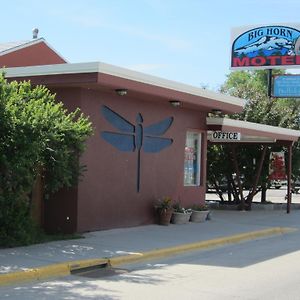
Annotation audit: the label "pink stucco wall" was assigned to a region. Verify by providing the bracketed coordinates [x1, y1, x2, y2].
[44, 87, 207, 232]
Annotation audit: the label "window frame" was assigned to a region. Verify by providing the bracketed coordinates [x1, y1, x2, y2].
[183, 131, 202, 187]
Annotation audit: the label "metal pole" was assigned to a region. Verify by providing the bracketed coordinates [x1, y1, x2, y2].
[267, 69, 273, 98]
[230, 145, 245, 210]
[287, 143, 292, 214]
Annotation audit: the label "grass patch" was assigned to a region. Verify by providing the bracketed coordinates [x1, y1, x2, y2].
[37, 232, 84, 244]
[0, 226, 84, 248]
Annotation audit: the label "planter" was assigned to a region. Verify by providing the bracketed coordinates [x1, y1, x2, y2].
[157, 208, 173, 226]
[190, 210, 209, 223]
[171, 212, 191, 224]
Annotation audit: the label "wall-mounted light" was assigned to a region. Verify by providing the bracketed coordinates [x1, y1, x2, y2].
[169, 100, 181, 107]
[115, 89, 128, 96]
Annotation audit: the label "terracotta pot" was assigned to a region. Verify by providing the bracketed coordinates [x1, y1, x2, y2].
[158, 208, 173, 225]
[190, 210, 209, 223]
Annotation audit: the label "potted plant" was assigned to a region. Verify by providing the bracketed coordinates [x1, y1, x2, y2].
[171, 203, 192, 224]
[190, 203, 209, 223]
[155, 196, 173, 225]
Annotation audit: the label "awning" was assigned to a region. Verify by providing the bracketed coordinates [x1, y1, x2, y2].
[207, 117, 300, 143]
[206, 117, 300, 213]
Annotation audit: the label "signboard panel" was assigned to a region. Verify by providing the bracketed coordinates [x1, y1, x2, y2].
[273, 75, 300, 97]
[211, 131, 241, 141]
[231, 24, 300, 70]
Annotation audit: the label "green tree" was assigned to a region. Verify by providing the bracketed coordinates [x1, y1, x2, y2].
[0, 75, 92, 246]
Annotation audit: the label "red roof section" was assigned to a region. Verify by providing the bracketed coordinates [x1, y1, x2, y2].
[0, 39, 66, 67]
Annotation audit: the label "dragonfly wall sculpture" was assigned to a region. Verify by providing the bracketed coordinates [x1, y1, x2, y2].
[101, 105, 174, 192]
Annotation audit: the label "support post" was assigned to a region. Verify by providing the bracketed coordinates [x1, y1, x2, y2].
[230, 145, 245, 210]
[267, 69, 273, 98]
[246, 146, 267, 206]
[287, 143, 292, 213]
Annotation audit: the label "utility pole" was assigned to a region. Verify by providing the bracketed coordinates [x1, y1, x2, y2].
[267, 69, 273, 98]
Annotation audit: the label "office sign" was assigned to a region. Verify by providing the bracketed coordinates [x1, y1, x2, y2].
[211, 131, 241, 141]
[231, 24, 300, 69]
[273, 75, 300, 97]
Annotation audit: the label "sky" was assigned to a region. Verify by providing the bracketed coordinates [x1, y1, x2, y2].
[2, 0, 300, 91]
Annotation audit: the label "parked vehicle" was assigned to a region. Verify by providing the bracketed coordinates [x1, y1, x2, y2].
[206, 174, 246, 193]
[269, 178, 300, 193]
[206, 177, 228, 193]
[270, 179, 287, 189]
[292, 178, 300, 194]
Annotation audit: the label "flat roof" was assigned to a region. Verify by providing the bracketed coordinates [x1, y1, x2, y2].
[3, 62, 245, 114]
[207, 117, 300, 142]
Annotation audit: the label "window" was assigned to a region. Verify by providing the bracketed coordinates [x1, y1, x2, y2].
[184, 132, 201, 186]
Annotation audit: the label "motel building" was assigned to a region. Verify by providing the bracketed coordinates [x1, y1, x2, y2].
[2, 35, 300, 233]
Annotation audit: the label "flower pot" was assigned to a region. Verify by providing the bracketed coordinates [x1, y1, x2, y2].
[190, 210, 209, 223]
[158, 209, 173, 225]
[171, 212, 191, 224]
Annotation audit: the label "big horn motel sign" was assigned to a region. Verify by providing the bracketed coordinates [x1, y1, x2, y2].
[228, 23, 300, 212]
[231, 24, 300, 69]
[230, 24, 300, 97]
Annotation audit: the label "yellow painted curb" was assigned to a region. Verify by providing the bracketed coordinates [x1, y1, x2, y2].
[0, 258, 108, 286]
[68, 258, 108, 272]
[108, 227, 296, 267]
[0, 227, 296, 286]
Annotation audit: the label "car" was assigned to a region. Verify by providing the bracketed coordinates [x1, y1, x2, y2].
[206, 177, 228, 193]
[206, 174, 245, 193]
[292, 179, 300, 194]
[270, 179, 287, 189]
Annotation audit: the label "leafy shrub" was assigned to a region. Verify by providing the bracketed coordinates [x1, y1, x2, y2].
[0, 74, 92, 246]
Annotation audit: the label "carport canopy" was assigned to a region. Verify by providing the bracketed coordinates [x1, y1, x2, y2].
[206, 117, 300, 213]
[207, 117, 300, 143]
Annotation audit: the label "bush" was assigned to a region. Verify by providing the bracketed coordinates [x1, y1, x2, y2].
[0, 74, 92, 247]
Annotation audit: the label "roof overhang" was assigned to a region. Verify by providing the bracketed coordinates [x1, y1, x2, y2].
[207, 117, 300, 143]
[2, 62, 245, 114]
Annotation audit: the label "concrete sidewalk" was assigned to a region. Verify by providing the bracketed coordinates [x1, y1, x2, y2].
[1, 210, 299, 286]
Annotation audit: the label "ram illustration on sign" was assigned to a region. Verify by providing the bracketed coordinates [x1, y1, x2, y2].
[231, 25, 300, 69]
[101, 105, 173, 192]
